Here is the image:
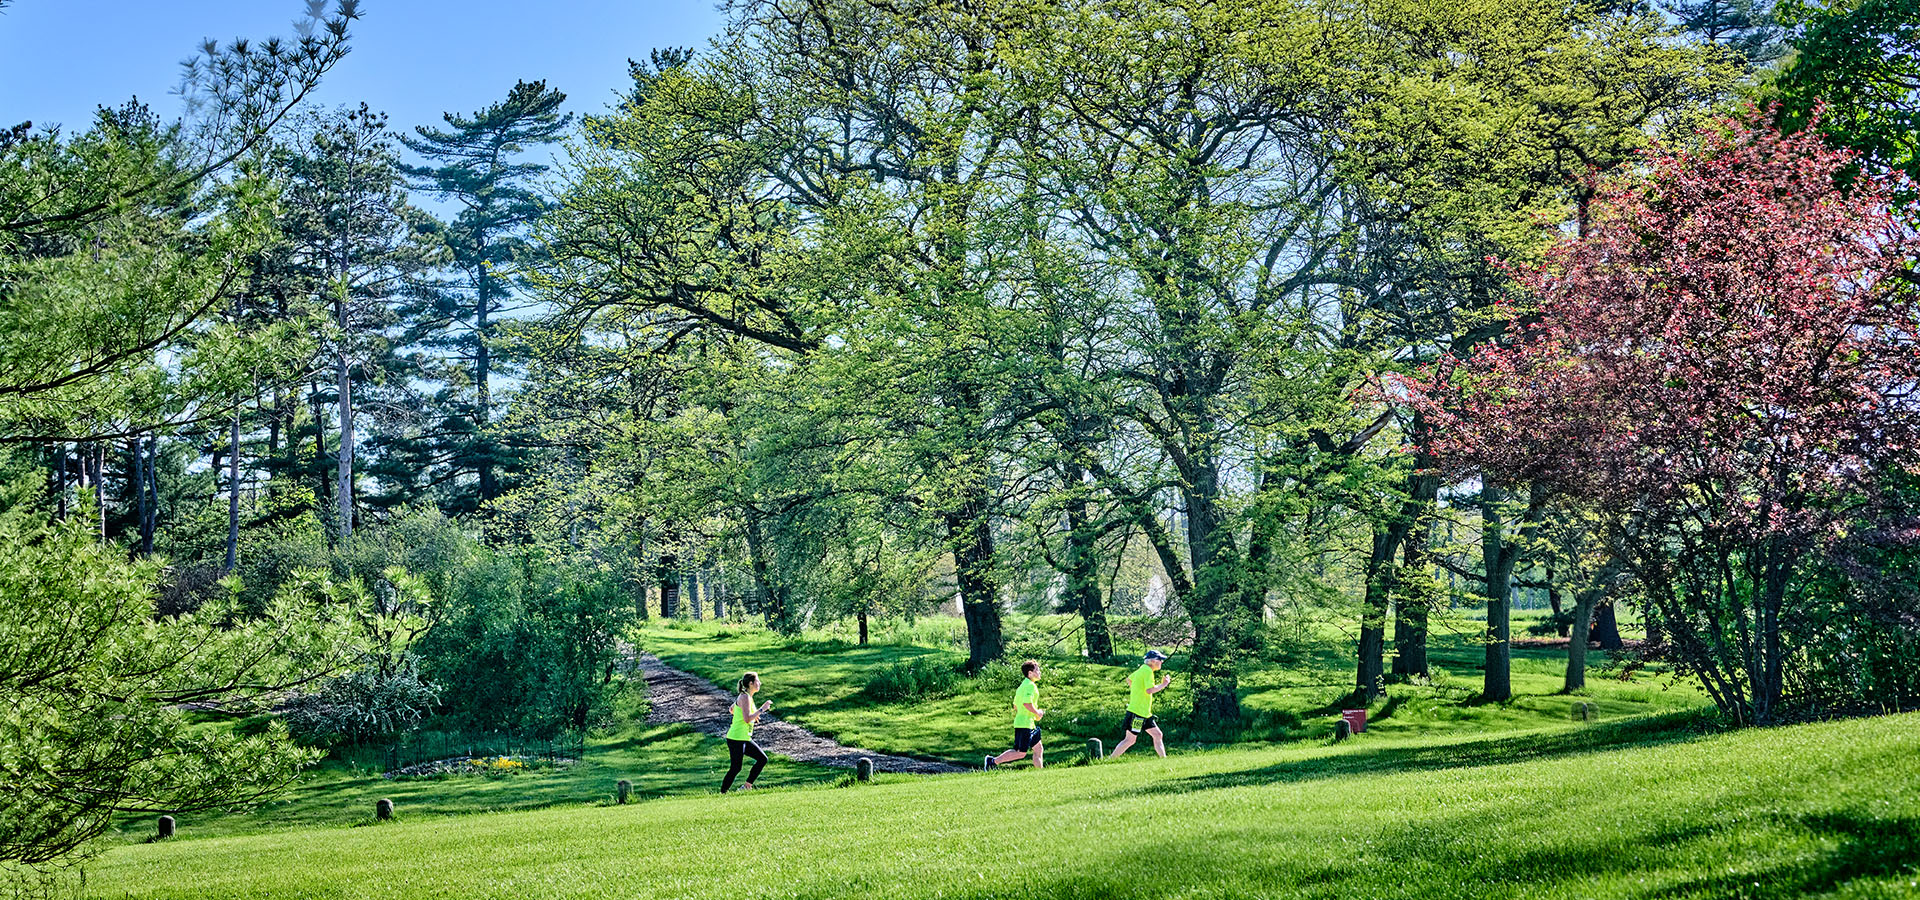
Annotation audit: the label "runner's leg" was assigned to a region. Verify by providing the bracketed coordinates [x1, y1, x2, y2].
[743, 740, 768, 787]
[721, 739, 746, 793]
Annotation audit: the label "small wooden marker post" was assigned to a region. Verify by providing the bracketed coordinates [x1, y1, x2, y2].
[376, 798, 394, 822]
[1573, 702, 1595, 722]
[1086, 738, 1103, 761]
[857, 758, 873, 782]
[156, 815, 175, 840]
[1333, 719, 1353, 742]
[616, 779, 632, 804]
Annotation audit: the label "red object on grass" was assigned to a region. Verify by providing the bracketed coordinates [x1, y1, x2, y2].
[1341, 709, 1366, 734]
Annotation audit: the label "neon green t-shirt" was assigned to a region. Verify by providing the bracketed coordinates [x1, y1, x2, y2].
[727, 695, 753, 740]
[1013, 678, 1040, 728]
[1128, 664, 1156, 716]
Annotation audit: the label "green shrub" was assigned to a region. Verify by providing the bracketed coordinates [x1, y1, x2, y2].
[864, 658, 962, 702]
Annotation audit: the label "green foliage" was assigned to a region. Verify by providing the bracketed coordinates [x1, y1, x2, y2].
[863, 658, 962, 703]
[0, 458, 362, 869]
[1772, 0, 1920, 182]
[414, 551, 628, 737]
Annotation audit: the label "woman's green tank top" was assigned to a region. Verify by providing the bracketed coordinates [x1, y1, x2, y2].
[727, 694, 753, 740]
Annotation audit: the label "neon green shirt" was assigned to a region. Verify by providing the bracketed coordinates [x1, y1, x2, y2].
[1128, 664, 1156, 717]
[727, 695, 753, 740]
[1013, 678, 1040, 728]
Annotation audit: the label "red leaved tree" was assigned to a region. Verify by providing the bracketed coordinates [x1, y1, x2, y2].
[1400, 111, 1920, 725]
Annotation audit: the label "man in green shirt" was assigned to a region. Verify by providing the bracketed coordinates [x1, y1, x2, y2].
[1110, 650, 1171, 759]
[987, 660, 1045, 770]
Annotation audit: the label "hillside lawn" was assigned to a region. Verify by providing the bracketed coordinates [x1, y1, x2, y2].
[92, 710, 1920, 899]
[107, 610, 1697, 844]
[105, 691, 835, 845]
[635, 611, 1698, 765]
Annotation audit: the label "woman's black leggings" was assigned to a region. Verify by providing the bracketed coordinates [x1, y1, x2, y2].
[722, 739, 766, 793]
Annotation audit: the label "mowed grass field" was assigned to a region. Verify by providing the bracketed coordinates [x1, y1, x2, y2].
[92, 710, 1920, 899]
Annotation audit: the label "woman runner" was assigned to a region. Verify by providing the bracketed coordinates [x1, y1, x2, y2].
[722, 671, 773, 792]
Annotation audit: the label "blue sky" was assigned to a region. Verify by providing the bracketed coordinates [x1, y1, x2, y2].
[0, 0, 727, 137]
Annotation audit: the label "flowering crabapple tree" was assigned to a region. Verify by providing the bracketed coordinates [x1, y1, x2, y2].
[1400, 111, 1920, 725]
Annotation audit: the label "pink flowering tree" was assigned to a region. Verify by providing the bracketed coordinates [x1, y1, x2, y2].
[1400, 112, 1920, 725]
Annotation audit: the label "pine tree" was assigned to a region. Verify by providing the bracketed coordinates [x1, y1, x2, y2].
[397, 81, 570, 516]
[276, 104, 442, 540]
[1664, 0, 1784, 64]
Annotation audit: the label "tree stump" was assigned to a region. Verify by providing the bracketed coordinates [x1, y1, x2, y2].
[616, 779, 632, 804]
[856, 758, 873, 782]
[1086, 738, 1103, 760]
[376, 798, 394, 822]
[1333, 719, 1353, 742]
[156, 815, 175, 840]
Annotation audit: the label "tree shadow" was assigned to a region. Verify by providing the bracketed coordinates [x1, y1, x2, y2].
[1114, 710, 1718, 798]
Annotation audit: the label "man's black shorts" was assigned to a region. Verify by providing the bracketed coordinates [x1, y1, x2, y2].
[1122, 712, 1159, 734]
[1012, 726, 1042, 752]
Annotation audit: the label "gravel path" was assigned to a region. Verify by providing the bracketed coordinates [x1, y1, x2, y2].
[636, 654, 965, 775]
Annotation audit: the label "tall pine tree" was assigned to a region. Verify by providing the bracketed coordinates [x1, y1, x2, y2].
[398, 81, 570, 516]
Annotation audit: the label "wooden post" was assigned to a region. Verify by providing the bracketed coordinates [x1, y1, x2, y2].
[1573, 702, 1595, 722]
[376, 798, 393, 821]
[156, 815, 175, 840]
[616, 779, 631, 804]
[1333, 719, 1353, 742]
[856, 758, 873, 782]
[1086, 738, 1103, 760]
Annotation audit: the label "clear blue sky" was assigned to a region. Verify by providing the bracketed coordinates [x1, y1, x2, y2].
[0, 0, 727, 137]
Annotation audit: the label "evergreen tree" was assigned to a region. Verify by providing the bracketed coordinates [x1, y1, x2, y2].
[276, 105, 442, 540]
[397, 81, 571, 516]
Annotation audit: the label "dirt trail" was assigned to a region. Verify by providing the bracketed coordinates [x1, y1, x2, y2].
[636, 654, 965, 775]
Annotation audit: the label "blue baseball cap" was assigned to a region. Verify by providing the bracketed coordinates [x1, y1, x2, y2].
[1144, 650, 1168, 661]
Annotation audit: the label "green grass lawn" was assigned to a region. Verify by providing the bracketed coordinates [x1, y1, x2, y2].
[636, 613, 1701, 765]
[105, 691, 834, 846]
[88, 710, 1920, 899]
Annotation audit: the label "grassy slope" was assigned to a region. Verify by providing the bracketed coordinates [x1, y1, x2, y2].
[637, 614, 1699, 765]
[91, 711, 1920, 900]
[106, 694, 833, 845]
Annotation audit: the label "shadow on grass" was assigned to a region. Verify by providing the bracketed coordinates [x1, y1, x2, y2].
[1651, 811, 1920, 898]
[1119, 709, 1721, 799]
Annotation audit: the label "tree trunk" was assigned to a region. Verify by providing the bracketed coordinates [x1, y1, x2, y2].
[1547, 582, 1570, 638]
[743, 508, 786, 630]
[128, 439, 148, 556]
[1566, 592, 1595, 692]
[142, 436, 158, 553]
[475, 272, 498, 506]
[688, 569, 702, 621]
[335, 351, 354, 542]
[224, 409, 241, 574]
[1357, 528, 1398, 702]
[1181, 455, 1246, 726]
[1392, 509, 1434, 679]
[309, 379, 332, 519]
[1063, 476, 1114, 659]
[857, 608, 869, 645]
[949, 492, 1004, 673]
[657, 552, 679, 618]
[1480, 484, 1532, 703]
[1591, 600, 1623, 650]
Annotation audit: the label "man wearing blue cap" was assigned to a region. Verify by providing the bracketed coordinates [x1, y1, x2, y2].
[1109, 650, 1171, 759]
